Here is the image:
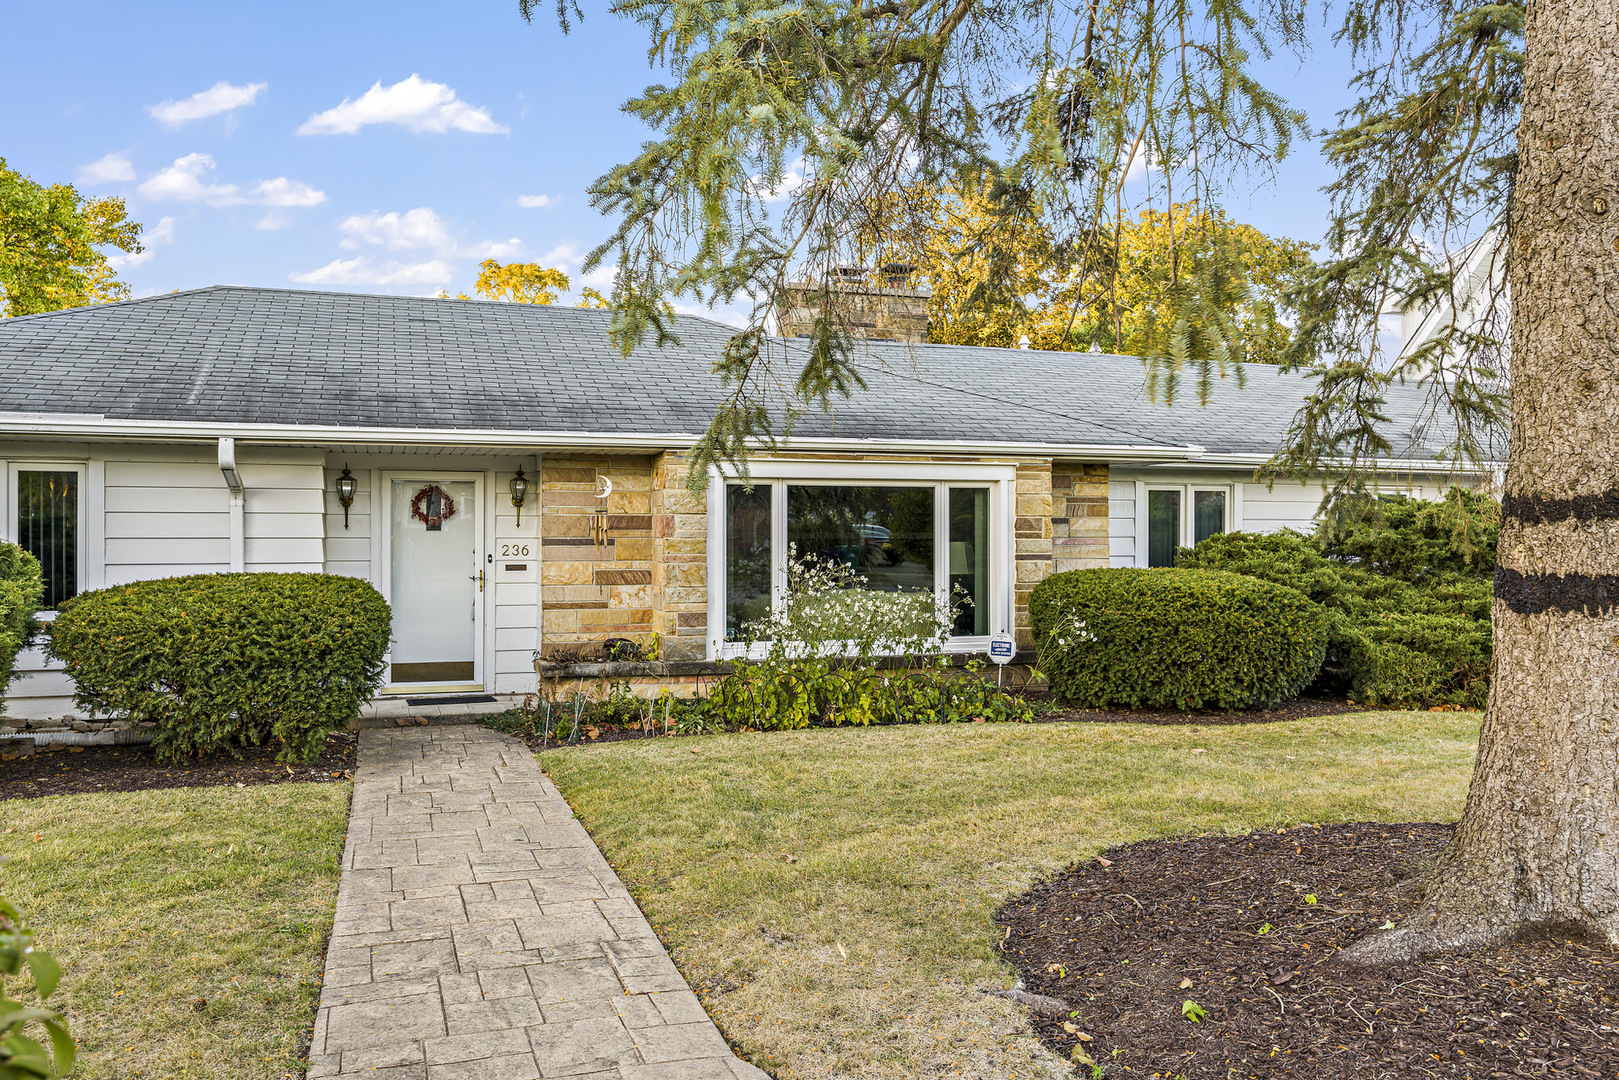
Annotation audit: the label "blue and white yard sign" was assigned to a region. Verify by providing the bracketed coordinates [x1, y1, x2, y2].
[987, 633, 1016, 665]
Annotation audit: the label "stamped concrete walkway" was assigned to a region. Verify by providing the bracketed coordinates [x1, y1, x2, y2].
[309, 727, 769, 1080]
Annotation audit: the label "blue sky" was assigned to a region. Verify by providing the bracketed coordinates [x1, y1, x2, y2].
[2, 1, 1360, 320]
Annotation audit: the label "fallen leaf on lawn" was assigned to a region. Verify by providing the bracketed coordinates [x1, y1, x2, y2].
[837, 943, 847, 962]
[783, 853, 798, 863]
[1190, 748, 1207, 754]
[1095, 856, 1113, 867]
[1179, 977, 1193, 989]
[31, 833, 43, 842]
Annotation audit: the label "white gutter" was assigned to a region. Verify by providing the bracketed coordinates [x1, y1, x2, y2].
[0, 412, 1192, 462]
[218, 437, 245, 571]
[1141, 451, 1502, 475]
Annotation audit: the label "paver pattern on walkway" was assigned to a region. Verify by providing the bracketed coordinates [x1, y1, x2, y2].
[309, 727, 769, 1080]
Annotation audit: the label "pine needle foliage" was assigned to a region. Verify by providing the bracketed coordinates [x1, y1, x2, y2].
[520, 0, 1513, 498]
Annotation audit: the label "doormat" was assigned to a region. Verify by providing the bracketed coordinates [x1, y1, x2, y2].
[405, 694, 498, 706]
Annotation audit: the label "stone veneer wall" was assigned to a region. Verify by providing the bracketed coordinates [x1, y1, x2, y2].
[1014, 460, 1055, 648]
[538, 456, 656, 654]
[1052, 464, 1111, 571]
[538, 453, 1107, 663]
[650, 451, 710, 661]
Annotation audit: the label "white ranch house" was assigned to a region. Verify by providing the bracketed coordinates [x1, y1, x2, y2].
[0, 286, 1474, 719]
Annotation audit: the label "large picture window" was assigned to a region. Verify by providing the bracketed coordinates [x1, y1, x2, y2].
[10, 466, 84, 611]
[711, 464, 1011, 653]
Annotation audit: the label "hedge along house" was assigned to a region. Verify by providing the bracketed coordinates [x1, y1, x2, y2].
[0, 286, 1479, 719]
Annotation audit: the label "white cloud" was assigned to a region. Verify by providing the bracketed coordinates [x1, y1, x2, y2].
[254, 212, 290, 230]
[466, 237, 525, 259]
[146, 216, 177, 245]
[336, 206, 521, 260]
[339, 207, 455, 251]
[140, 154, 239, 204]
[289, 257, 453, 287]
[147, 81, 267, 126]
[107, 215, 176, 269]
[78, 151, 134, 185]
[138, 153, 325, 208]
[517, 194, 552, 208]
[297, 74, 506, 135]
[248, 176, 327, 207]
[537, 242, 582, 269]
[578, 262, 617, 290]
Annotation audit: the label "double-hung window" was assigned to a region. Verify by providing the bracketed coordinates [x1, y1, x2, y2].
[1144, 484, 1231, 566]
[711, 462, 1013, 656]
[7, 463, 87, 611]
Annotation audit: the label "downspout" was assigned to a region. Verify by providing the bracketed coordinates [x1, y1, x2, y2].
[219, 437, 245, 572]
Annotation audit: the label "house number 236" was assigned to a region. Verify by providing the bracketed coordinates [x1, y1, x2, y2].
[500, 544, 531, 557]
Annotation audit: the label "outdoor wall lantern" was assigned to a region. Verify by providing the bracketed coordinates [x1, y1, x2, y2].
[335, 465, 358, 529]
[509, 467, 530, 526]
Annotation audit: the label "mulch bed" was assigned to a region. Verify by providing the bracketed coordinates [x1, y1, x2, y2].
[0, 732, 356, 800]
[996, 822, 1619, 1078]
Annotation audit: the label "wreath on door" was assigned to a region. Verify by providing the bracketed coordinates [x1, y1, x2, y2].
[409, 485, 457, 530]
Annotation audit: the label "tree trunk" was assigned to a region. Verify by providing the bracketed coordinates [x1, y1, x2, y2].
[1341, 0, 1619, 964]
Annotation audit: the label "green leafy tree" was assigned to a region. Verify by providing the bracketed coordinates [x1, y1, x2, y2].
[0, 158, 143, 318]
[518, 0, 1619, 964]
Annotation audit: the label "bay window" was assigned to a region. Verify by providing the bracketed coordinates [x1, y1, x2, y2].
[711, 463, 1013, 655]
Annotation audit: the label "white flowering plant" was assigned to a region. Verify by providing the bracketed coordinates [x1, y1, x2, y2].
[710, 550, 1033, 729]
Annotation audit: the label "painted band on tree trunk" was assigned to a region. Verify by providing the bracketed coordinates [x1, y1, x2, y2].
[1495, 566, 1619, 615]
[1501, 489, 1619, 526]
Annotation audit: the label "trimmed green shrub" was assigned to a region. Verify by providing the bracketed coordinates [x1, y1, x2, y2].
[1177, 490, 1496, 708]
[1030, 568, 1330, 710]
[48, 573, 390, 763]
[0, 542, 43, 718]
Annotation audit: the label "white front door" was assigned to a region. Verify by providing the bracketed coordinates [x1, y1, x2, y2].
[386, 474, 484, 687]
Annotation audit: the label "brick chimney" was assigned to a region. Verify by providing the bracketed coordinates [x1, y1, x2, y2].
[774, 264, 930, 343]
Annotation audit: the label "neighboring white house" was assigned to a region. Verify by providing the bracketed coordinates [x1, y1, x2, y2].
[0, 286, 1485, 719]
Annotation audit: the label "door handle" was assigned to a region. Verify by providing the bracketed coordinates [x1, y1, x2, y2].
[469, 570, 485, 591]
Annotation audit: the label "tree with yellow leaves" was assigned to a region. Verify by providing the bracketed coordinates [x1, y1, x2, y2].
[473, 259, 570, 305]
[868, 184, 1315, 370]
[0, 159, 143, 318]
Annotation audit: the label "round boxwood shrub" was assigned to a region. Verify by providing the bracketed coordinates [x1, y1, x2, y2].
[1030, 568, 1330, 710]
[48, 572, 390, 763]
[0, 540, 44, 718]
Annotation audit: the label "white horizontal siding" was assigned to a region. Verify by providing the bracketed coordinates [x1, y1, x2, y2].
[1239, 480, 1323, 535]
[242, 453, 324, 572]
[492, 469, 539, 693]
[1107, 480, 1136, 567]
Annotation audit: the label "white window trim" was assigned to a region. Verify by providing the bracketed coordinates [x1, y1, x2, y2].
[706, 461, 1017, 659]
[5, 461, 89, 617]
[1140, 482, 1234, 566]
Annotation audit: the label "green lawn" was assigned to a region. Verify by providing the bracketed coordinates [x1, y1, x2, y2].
[538, 712, 1481, 1080]
[1, 782, 350, 1080]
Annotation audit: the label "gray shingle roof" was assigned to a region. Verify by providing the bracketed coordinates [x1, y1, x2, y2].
[0, 285, 1466, 459]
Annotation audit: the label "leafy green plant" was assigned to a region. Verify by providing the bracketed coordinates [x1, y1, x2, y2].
[0, 897, 74, 1080]
[1181, 999, 1209, 1023]
[0, 543, 42, 720]
[709, 554, 1032, 729]
[1030, 568, 1330, 710]
[47, 572, 390, 763]
[1178, 492, 1495, 708]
